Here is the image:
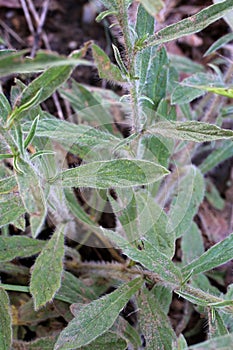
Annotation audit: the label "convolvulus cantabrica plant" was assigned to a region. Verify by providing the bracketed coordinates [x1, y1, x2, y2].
[1, 1, 233, 349]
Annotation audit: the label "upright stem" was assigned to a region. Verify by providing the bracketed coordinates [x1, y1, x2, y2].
[117, 0, 142, 134]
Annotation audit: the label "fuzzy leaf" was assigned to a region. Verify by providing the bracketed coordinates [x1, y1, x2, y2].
[92, 44, 127, 83]
[171, 72, 222, 104]
[138, 286, 176, 350]
[204, 32, 233, 56]
[102, 229, 181, 287]
[0, 236, 45, 262]
[80, 332, 127, 350]
[12, 337, 57, 350]
[138, 0, 164, 16]
[0, 197, 26, 227]
[199, 141, 233, 174]
[142, 0, 233, 49]
[56, 271, 97, 304]
[150, 121, 233, 142]
[0, 93, 11, 122]
[0, 50, 89, 77]
[0, 288, 12, 350]
[54, 277, 143, 349]
[181, 222, 204, 265]
[55, 159, 169, 189]
[182, 232, 233, 277]
[0, 176, 17, 195]
[167, 166, 205, 238]
[23, 116, 119, 153]
[15, 159, 46, 237]
[30, 224, 65, 310]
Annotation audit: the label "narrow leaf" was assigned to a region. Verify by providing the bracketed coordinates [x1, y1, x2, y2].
[54, 277, 143, 349]
[80, 332, 127, 350]
[204, 32, 233, 56]
[150, 121, 233, 142]
[167, 166, 205, 239]
[55, 159, 169, 189]
[182, 232, 233, 277]
[23, 116, 119, 152]
[138, 0, 164, 16]
[0, 49, 89, 77]
[92, 44, 127, 83]
[0, 176, 16, 195]
[171, 72, 222, 104]
[208, 309, 228, 338]
[102, 229, 181, 287]
[138, 286, 176, 350]
[15, 159, 46, 237]
[0, 93, 11, 122]
[16, 66, 73, 114]
[0, 288, 12, 350]
[142, 1, 233, 49]
[199, 141, 233, 174]
[182, 222, 204, 265]
[56, 271, 97, 304]
[0, 197, 26, 227]
[0, 236, 45, 262]
[30, 224, 65, 310]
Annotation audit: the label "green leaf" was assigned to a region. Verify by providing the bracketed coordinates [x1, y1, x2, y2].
[55, 159, 169, 189]
[0, 176, 17, 195]
[56, 271, 98, 304]
[54, 277, 143, 349]
[199, 141, 233, 174]
[150, 121, 233, 142]
[167, 166, 205, 239]
[102, 229, 181, 287]
[96, 10, 118, 22]
[182, 232, 233, 277]
[92, 44, 127, 83]
[59, 82, 117, 131]
[135, 4, 155, 38]
[204, 32, 233, 56]
[113, 316, 142, 348]
[188, 334, 233, 349]
[141, 0, 233, 49]
[208, 309, 228, 338]
[0, 50, 89, 77]
[168, 54, 205, 74]
[181, 222, 204, 265]
[0, 236, 45, 262]
[138, 286, 176, 350]
[214, 0, 233, 31]
[12, 66, 74, 121]
[0, 197, 26, 227]
[205, 179, 225, 211]
[138, 0, 164, 16]
[15, 159, 46, 237]
[140, 47, 169, 110]
[79, 332, 127, 350]
[30, 224, 65, 310]
[23, 115, 39, 149]
[0, 93, 11, 122]
[23, 116, 119, 154]
[171, 72, 223, 104]
[0, 288, 12, 350]
[109, 191, 175, 258]
[186, 84, 233, 99]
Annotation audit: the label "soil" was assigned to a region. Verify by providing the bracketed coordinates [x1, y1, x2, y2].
[0, 0, 232, 347]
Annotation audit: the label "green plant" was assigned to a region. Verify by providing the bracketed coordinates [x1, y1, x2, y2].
[1, 1, 233, 349]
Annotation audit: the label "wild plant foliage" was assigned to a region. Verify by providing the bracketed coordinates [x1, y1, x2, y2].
[1, 1, 233, 349]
